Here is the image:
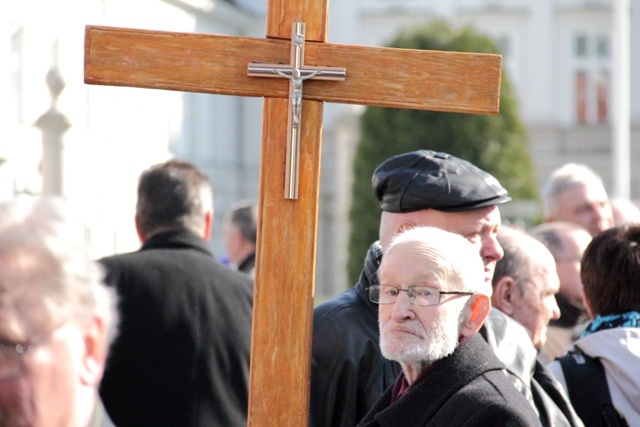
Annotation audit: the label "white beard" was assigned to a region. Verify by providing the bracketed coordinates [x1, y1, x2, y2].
[379, 308, 464, 366]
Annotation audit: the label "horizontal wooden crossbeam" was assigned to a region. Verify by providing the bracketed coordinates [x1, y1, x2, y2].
[85, 25, 501, 114]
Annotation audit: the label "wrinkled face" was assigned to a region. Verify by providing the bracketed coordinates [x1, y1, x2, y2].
[0, 255, 79, 427]
[510, 260, 561, 350]
[414, 206, 503, 284]
[554, 185, 614, 237]
[378, 242, 469, 369]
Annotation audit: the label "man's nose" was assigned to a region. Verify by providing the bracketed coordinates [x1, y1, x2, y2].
[391, 291, 416, 321]
[550, 295, 561, 321]
[482, 235, 504, 263]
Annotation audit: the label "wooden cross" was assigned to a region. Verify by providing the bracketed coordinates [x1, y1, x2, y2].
[84, 0, 501, 425]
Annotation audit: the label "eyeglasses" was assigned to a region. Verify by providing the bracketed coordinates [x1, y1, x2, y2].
[0, 325, 63, 381]
[368, 285, 475, 306]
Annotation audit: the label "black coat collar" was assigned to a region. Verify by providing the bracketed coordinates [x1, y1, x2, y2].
[142, 230, 213, 257]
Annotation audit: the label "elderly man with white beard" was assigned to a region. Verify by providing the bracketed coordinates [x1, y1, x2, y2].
[357, 226, 541, 427]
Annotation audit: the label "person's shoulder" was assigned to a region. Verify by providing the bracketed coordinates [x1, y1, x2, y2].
[99, 244, 171, 267]
[481, 308, 538, 370]
[311, 286, 381, 359]
[189, 254, 253, 298]
[313, 287, 372, 326]
[422, 345, 541, 426]
[98, 251, 144, 276]
[483, 309, 536, 352]
[468, 370, 542, 423]
[100, 245, 253, 297]
[99, 249, 139, 263]
[213, 262, 254, 294]
[435, 336, 517, 395]
[468, 399, 542, 427]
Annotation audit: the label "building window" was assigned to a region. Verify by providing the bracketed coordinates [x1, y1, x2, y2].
[572, 33, 610, 125]
[575, 34, 588, 57]
[575, 71, 588, 124]
[596, 69, 609, 123]
[596, 35, 609, 58]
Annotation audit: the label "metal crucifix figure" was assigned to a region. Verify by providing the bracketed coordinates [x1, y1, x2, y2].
[248, 22, 346, 199]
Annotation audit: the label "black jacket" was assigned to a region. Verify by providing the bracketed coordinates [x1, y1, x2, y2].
[356, 334, 542, 427]
[480, 310, 584, 427]
[310, 242, 402, 427]
[99, 230, 253, 427]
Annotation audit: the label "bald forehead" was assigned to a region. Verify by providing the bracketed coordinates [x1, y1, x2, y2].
[553, 226, 591, 259]
[564, 227, 592, 248]
[383, 239, 448, 268]
[557, 184, 608, 209]
[381, 226, 486, 293]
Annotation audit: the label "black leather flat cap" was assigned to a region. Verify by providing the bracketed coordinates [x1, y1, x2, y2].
[372, 150, 511, 213]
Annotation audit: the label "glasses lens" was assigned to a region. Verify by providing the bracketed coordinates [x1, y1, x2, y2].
[409, 287, 440, 306]
[369, 285, 397, 304]
[370, 286, 442, 306]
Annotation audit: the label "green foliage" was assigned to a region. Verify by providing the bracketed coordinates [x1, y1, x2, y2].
[347, 20, 537, 284]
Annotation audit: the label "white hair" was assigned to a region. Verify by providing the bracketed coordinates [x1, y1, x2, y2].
[385, 226, 489, 296]
[542, 163, 608, 218]
[0, 196, 119, 346]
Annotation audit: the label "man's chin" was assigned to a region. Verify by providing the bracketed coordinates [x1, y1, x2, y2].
[381, 342, 426, 364]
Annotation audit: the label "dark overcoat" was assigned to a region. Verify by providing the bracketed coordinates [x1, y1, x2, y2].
[310, 243, 401, 427]
[356, 334, 542, 427]
[99, 230, 253, 427]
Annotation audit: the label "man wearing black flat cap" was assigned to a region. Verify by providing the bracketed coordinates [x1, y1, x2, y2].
[309, 150, 581, 427]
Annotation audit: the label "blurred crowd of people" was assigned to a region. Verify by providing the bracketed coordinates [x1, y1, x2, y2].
[0, 153, 637, 427]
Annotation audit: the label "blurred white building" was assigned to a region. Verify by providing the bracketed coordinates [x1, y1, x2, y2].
[2, 0, 638, 298]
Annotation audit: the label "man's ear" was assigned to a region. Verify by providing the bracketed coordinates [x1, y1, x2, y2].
[135, 215, 147, 243]
[395, 221, 415, 237]
[203, 210, 213, 241]
[79, 317, 108, 387]
[582, 291, 596, 319]
[460, 294, 491, 338]
[491, 276, 516, 316]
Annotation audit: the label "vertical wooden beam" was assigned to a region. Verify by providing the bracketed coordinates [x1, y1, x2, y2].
[249, 1, 328, 423]
[248, 96, 324, 425]
[266, 0, 329, 42]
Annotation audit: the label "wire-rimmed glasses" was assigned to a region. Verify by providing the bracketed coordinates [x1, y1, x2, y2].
[368, 284, 474, 306]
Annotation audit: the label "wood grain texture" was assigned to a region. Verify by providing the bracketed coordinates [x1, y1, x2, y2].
[248, 98, 323, 425]
[254, 3, 325, 425]
[266, 0, 328, 42]
[85, 26, 501, 114]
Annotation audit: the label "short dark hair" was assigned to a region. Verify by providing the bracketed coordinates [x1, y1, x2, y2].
[228, 202, 257, 245]
[581, 225, 640, 315]
[136, 160, 212, 237]
[493, 227, 533, 296]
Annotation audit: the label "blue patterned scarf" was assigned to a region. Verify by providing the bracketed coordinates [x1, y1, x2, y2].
[580, 311, 640, 338]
